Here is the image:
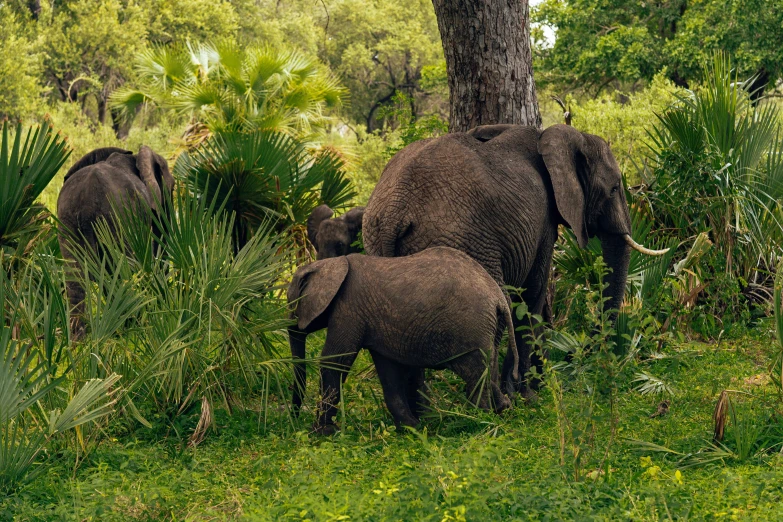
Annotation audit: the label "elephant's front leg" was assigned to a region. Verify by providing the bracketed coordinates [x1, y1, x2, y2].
[314, 331, 360, 435]
[504, 251, 554, 398]
[289, 328, 308, 414]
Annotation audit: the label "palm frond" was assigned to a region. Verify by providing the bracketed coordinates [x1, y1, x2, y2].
[0, 120, 70, 253]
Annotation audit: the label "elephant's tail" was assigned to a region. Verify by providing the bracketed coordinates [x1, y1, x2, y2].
[364, 202, 412, 258]
[500, 300, 520, 382]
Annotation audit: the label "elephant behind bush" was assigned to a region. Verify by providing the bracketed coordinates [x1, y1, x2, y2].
[57, 146, 174, 338]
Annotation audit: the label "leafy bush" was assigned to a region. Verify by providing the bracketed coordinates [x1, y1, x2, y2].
[378, 91, 448, 159]
[176, 128, 355, 254]
[1, 252, 119, 493]
[771, 261, 783, 398]
[69, 190, 290, 438]
[642, 53, 783, 281]
[529, 259, 644, 481]
[0, 9, 44, 120]
[552, 74, 684, 183]
[111, 42, 345, 145]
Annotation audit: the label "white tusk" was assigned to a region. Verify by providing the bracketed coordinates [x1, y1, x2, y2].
[624, 234, 670, 256]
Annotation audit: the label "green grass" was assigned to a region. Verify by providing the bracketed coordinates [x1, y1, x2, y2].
[3, 328, 783, 521]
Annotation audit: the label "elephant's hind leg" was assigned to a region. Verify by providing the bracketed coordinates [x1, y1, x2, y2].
[59, 236, 87, 341]
[449, 350, 496, 412]
[370, 351, 420, 429]
[406, 368, 428, 420]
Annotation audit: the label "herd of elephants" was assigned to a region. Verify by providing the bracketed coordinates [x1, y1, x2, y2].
[56, 123, 669, 434]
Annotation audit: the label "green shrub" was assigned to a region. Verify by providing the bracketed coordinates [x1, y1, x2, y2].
[1, 251, 119, 493]
[68, 190, 290, 437]
[0, 10, 44, 120]
[378, 91, 447, 159]
[110, 42, 345, 145]
[643, 53, 783, 282]
[563, 73, 684, 183]
[175, 128, 355, 254]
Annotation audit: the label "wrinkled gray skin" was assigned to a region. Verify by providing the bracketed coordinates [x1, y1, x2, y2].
[288, 246, 519, 435]
[364, 124, 635, 397]
[307, 204, 365, 259]
[57, 146, 174, 338]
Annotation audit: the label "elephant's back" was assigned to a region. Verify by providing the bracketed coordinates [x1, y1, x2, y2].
[57, 161, 150, 231]
[350, 248, 503, 366]
[364, 134, 506, 258]
[363, 129, 555, 287]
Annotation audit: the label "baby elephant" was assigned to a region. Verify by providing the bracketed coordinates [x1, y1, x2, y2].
[288, 246, 519, 434]
[307, 204, 365, 259]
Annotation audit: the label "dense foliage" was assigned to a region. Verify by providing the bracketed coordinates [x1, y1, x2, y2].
[176, 129, 355, 252]
[110, 43, 345, 144]
[2, 0, 783, 517]
[533, 0, 783, 94]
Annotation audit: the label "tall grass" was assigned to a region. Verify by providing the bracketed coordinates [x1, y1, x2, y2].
[1, 252, 119, 493]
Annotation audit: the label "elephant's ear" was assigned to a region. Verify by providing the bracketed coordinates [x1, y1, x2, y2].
[136, 146, 173, 212]
[467, 124, 517, 142]
[307, 205, 334, 251]
[342, 206, 365, 239]
[288, 257, 349, 330]
[539, 124, 589, 248]
[64, 147, 131, 183]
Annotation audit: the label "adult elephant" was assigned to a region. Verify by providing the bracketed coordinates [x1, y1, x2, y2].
[363, 124, 667, 396]
[57, 146, 174, 338]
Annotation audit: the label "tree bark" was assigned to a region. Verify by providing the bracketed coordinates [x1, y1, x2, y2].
[432, 0, 541, 132]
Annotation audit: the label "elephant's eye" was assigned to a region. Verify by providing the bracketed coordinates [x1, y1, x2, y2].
[611, 185, 619, 195]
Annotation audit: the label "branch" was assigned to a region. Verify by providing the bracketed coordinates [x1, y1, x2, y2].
[550, 95, 572, 126]
[316, 0, 330, 36]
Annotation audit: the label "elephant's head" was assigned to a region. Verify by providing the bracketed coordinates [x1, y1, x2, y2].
[539, 124, 667, 312]
[307, 205, 365, 260]
[136, 146, 175, 213]
[287, 256, 349, 330]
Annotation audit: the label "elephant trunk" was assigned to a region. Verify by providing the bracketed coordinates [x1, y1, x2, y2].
[599, 233, 631, 315]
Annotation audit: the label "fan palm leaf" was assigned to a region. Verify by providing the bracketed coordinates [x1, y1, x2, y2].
[176, 129, 355, 252]
[645, 52, 783, 278]
[0, 120, 70, 255]
[110, 42, 345, 141]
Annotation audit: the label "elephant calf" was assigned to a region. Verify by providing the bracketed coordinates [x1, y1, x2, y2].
[288, 246, 519, 434]
[307, 204, 365, 259]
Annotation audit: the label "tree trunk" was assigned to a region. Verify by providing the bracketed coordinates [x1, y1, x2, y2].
[28, 0, 41, 20]
[432, 0, 541, 132]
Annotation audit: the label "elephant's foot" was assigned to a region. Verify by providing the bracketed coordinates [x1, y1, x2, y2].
[312, 422, 339, 436]
[518, 387, 539, 404]
[393, 418, 420, 433]
[493, 389, 512, 413]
